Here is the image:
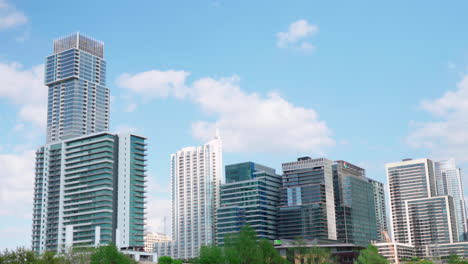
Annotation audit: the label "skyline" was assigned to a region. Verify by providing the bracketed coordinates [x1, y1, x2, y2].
[1, 0, 468, 251]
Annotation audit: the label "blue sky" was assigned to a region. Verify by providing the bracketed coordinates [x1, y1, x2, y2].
[1, 0, 468, 250]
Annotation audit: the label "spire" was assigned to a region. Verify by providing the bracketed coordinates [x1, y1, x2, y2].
[214, 127, 220, 140]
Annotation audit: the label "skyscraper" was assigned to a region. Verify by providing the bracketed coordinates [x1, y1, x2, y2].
[386, 158, 437, 245]
[32, 132, 147, 253]
[45, 33, 109, 143]
[434, 159, 468, 241]
[217, 162, 281, 244]
[368, 178, 388, 241]
[32, 33, 147, 254]
[278, 157, 337, 240]
[170, 135, 223, 259]
[384, 158, 468, 258]
[333, 160, 378, 246]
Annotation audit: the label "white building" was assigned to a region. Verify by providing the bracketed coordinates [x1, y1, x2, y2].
[434, 159, 468, 241]
[384, 158, 468, 261]
[170, 134, 223, 259]
[144, 232, 171, 253]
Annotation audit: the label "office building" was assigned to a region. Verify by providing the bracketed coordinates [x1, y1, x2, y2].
[434, 159, 468, 241]
[278, 157, 337, 240]
[32, 33, 148, 255]
[144, 232, 171, 253]
[368, 178, 388, 241]
[386, 158, 437, 245]
[385, 158, 468, 260]
[333, 161, 378, 246]
[170, 135, 223, 259]
[32, 132, 147, 253]
[405, 196, 457, 248]
[217, 162, 282, 244]
[45, 33, 109, 143]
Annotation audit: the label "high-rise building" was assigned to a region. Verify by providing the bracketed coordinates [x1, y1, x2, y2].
[217, 162, 282, 244]
[32, 33, 148, 255]
[368, 178, 388, 241]
[144, 232, 171, 253]
[32, 132, 147, 253]
[384, 158, 468, 259]
[386, 158, 437, 245]
[278, 157, 337, 240]
[170, 135, 223, 259]
[45, 33, 109, 143]
[333, 161, 378, 246]
[405, 196, 457, 247]
[434, 159, 468, 241]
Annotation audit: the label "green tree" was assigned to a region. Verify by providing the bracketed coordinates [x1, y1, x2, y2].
[287, 238, 308, 264]
[224, 226, 263, 264]
[257, 239, 287, 264]
[196, 245, 224, 264]
[61, 247, 94, 264]
[448, 255, 468, 264]
[0, 247, 38, 264]
[38, 251, 62, 264]
[305, 246, 334, 264]
[90, 244, 137, 264]
[158, 256, 176, 264]
[354, 245, 388, 264]
[404, 258, 434, 264]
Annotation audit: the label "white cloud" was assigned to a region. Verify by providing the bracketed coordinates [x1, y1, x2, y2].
[118, 71, 335, 153]
[408, 74, 468, 161]
[0, 0, 28, 30]
[0, 62, 47, 128]
[0, 150, 35, 219]
[277, 19, 319, 52]
[116, 70, 189, 100]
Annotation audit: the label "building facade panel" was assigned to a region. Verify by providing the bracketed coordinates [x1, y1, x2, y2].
[217, 162, 281, 244]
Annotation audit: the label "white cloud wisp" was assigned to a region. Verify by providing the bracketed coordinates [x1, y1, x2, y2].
[0, 62, 47, 128]
[408, 74, 468, 161]
[0, 0, 28, 30]
[277, 19, 319, 53]
[117, 70, 335, 153]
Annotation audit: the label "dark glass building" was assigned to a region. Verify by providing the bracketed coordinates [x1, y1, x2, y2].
[278, 157, 337, 240]
[333, 160, 378, 246]
[217, 162, 281, 244]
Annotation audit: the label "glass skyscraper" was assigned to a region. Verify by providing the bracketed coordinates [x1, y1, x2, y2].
[45, 33, 109, 143]
[333, 160, 378, 246]
[434, 159, 468, 241]
[278, 157, 337, 240]
[368, 178, 388, 241]
[32, 132, 147, 253]
[32, 33, 147, 254]
[217, 162, 281, 244]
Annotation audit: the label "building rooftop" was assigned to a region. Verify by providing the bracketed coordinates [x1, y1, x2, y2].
[53, 32, 104, 58]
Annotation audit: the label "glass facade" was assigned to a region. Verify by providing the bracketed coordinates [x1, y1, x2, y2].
[278, 157, 337, 240]
[333, 161, 378, 246]
[45, 33, 109, 143]
[32, 132, 147, 253]
[368, 178, 388, 241]
[434, 159, 468, 241]
[217, 162, 281, 244]
[405, 196, 457, 256]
